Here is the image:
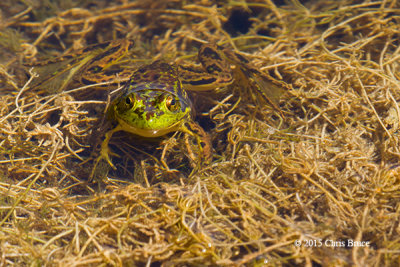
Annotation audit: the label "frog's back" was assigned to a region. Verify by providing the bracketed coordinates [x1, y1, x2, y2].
[124, 60, 189, 102]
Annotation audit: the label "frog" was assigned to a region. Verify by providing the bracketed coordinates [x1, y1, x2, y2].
[97, 59, 212, 171]
[27, 39, 285, 173]
[90, 41, 285, 173]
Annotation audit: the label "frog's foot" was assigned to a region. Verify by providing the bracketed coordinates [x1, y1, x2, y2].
[180, 121, 212, 167]
[97, 141, 120, 169]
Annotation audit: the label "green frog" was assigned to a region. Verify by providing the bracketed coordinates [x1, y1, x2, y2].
[28, 39, 284, 172]
[98, 59, 211, 170]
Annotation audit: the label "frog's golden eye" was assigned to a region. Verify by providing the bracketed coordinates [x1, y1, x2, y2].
[124, 95, 135, 108]
[165, 95, 179, 112]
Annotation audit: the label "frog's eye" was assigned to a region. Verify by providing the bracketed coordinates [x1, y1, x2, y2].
[165, 95, 180, 112]
[124, 95, 135, 108]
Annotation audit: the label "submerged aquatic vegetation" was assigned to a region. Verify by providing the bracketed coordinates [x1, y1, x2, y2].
[1, 0, 400, 266]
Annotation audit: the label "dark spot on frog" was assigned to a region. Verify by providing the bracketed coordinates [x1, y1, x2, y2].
[137, 66, 148, 73]
[185, 77, 217, 86]
[233, 52, 249, 64]
[81, 77, 94, 85]
[201, 47, 222, 60]
[206, 64, 223, 74]
[151, 73, 160, 80]
[146, 111, 156, 120]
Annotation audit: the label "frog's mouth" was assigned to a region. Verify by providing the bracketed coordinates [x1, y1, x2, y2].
[115, 115, 186, 138]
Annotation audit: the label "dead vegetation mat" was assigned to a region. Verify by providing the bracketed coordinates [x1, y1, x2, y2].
[1, 0, 400, 266]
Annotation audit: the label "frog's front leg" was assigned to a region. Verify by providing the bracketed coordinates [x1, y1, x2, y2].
[179, 121, 212, 167]
[91, 125, 122, 178]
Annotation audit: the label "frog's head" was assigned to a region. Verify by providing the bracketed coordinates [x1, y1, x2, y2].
[111, 82, 191, 137]
[109, 60, 192, 137]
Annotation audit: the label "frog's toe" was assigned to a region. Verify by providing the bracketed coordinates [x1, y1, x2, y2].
[90, 151, 115, 180]
[99, 146, 118, 170]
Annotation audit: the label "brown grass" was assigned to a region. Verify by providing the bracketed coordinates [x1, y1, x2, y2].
[1, 0, 400, 266]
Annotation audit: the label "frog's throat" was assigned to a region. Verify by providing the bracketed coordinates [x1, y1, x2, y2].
[115, 115, 187, 137]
